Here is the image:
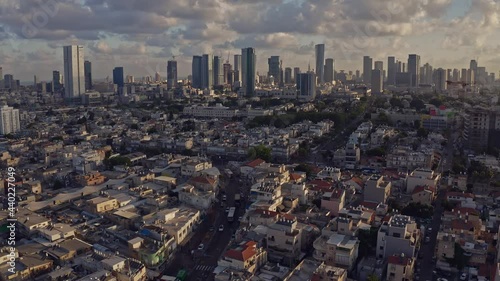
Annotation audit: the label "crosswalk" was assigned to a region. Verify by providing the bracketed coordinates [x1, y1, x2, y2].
[194, 265, 216, 272]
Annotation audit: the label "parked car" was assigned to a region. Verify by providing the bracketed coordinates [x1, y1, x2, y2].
[198, 244, 204, 250]
[219, 225, 224, 232]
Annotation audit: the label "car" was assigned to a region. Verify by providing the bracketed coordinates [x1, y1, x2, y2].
[460, 273, 467, 280]
[225, 207, 229, 213]
[222, 195, 227, 201]
[197, 244, 204, 250]
[238, 216, 243, 221]
[437, 278, 448, 281]
[425, 236, 430, 243]
[231, 234, 236, 239]
[219, 225, 224, 232]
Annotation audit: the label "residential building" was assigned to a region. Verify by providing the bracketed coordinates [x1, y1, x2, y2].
[386, 254, 415, 281]
[376, 215, 419, 259]
[311, 263, 347, 281]
[364, 175, 391, 204]
[406, 168, 440, 194]
[183, 104, 238, 119]
[63, 45, 85, 99]
[321, 189, 346, 216]
[325, 58, 334, 83]
[87, 197, 119, 214]
[411, 185, 436, 205]
[363, 56, 372, 84]
[0, 105, 20, 135]
[313, 232, 359, 271]
[267, 216, 302, 266]
[464, 106, 500, 152]
[297, 72, 316, 101]
[218, 241, 268, 274]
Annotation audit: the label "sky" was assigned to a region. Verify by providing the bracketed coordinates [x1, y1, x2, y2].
[1, 0, 500, 82]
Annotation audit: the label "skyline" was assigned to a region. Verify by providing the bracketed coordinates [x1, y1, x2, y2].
[1, 0, 500, 81]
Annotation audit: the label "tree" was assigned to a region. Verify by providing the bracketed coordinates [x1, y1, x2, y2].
[247, 145, 272, 162]
[429, 98, 443, 108]
[367, 275, 380, 281]
[410, 99, 426, 111]
[417, 127, 429, 138]
[390, 97, 404, 108]
[130, 124, 139, 130]
[295, 164, 312, 178]
[401, 202, 434, 219]
[366, 148, 386, 157]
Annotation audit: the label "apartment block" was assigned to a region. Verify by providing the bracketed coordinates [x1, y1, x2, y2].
[406, 168, 440, 193]
[377, 215, 419, 259]
[364, 175, 391, 204]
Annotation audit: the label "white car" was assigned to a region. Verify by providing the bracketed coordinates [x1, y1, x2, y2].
[460, 273, 467, 280]
[219, 224, 224, 232]
[197, 244, 204, 250]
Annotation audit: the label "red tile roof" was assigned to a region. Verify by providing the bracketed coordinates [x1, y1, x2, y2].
[224, 241, 257, 262]
[246, 158, 265, 168]
[330, 188, 344, 199]
[450, 219, 475, 231]
[447, 191, 474, 199]
[189, 176, 216, 186]
[361, 201, 379, 210]
[412, 185, 436, 195]
[289, 173, 303, 181]
[451, 207, 480, 217]
[253, 209, 279, 218]
[388, 255, 412, 266]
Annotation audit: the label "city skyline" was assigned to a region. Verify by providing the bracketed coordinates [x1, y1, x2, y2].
[1, 0, 500, 81]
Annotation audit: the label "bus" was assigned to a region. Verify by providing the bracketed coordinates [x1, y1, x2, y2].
[227, 207, 236, 222]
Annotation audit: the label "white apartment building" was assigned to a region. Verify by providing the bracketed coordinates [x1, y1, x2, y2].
[267, 217, 302, 266]
[377, 215, 420, 259]
[0, 105, 20, 135]
[406, 168, 441, 193]
[182, 103, 238, 118]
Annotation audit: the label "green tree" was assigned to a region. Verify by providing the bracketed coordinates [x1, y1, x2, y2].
[417, 127, 429, 138]
[248, 145, 272, 162]
[367, 274, 380, 281]
[295, 164, 312, 178]
[410, 99, 426, 111]
[130, 124, 139, 130]
[366, 147, 386, 157]
[429, 98, 443, 108]
[401, 202, 434, 219]
[390, 97, 404, 108]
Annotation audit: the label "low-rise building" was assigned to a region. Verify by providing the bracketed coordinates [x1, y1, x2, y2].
[364, 175, 391, 204]
[387, 254, 415, 281]
[321, 189, 346, 216]
[218, 241, 268, 274]
[411, 185, 436, 205]
[406, 168, 440, 194]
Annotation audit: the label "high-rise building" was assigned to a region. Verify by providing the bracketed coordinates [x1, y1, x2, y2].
[0, 67, 2, 89]
[363, 56, 373, 84]
[268, 56, 280, 83]
[223, 62, 232, 85]
[63, 45, 85, 99]
[293, 67, 301, 83]
[201, 54, 214, 90]
[284, 67, 292, 84]
[407, 54, 420, 87]
[420, 63, 433, 85]
[470, 60, 478, 73]
[374, 61, 383, 71]
[167, 60, 177, 89]
[435, 68, 448, 92]
[452, 69, 460, 82]
[192, 55, 202, 89]
[4, 74, 14, 90]
[241, 47, 256, 96]
[467, 69, 475, 84]
[355, 70, 361, 81]
[315, 44, 325, 84]
[113, 67, 124, 88]
[297, 72, 316, 100]
[33, 75, 38, 88]
[387, 57, 396, 85]
[213, 56, 223, 86]
[461, 69, 467, 82]
[233, 54, 242, 82]
[52, 71, 62, 93]
[324, 58, 334, 83]
[126, 75, 135, 84]
[155, 72, 161, 82]
[0, 105, 20, 135]
[84, 60, 92, 91]
[371, 69, 383, 94]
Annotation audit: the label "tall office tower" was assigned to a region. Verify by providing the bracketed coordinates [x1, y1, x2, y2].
[33, 75, 38, 88]
[355, 70, 361, 81]
[241, 47, 256, 96]
[201, 54, 214, 90]
[233, 54, 242, 82]
[192, 55, 202, 89]
[297, 72, 317, 100]
[293, 67, 301, 83]
[324, 58, 334, 83]
[284, 67, 292, 84]
[84, 60, 92, 91]
[0, 105, 20, 135]
[374, 61, 383, 71]
[387, 57, 396, 85]
[112, 67, 124, 88]
[402, 63, 406, 73]
[167, 60, 178, 89]
[477, 67, 487, 84]
[363, 56, 373, 83]
[396, 61, 402, 73]
[470, 60, 478, 73]
[467, 69, 475, 84]
[223, 62, 232, 85]
[422, 63, 433, 85]
[461, 69, 467, 82]
[435, 68, 448, 92]
[407, 54, 420, 87]
[315, 44, 325, 84]
[371, 69, 383, 94]
[446, 69, 452, 81]
[268, 56, 280, 83]
[4, 74, 13, 89]
[0, 67, 2, 89]
[52, 71, 62, 93]
[126, 75, 135, 83]
[452, 69, 460, 82]
[63, 45, 85, 99]
[155, 72, 161, 82]
[213, 56, 224, 86]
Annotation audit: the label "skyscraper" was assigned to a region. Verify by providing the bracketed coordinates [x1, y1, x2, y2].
[213, 56, 223, 86]
[363, 56, 373, 84]
[461, 69, 467, 82]
[421, 63, 433, 85]
[315, 44, 325, 84]
[374, 61, 383, 71]
[297, 72, 316, 100]
[167, 60, 177, 89]
[0, 105, 20, 135]
[34, 75, 38, 88]
[371, 69, 383, 94]
[223, 62, 232, 85]
[4, 74, 13, 90]
[293, 67, 301, 83]
[284, 67, 292, 84]
[435, 68, 448, 92]
[233, 54, 242, 82]
[324, 58, 334, 83]
[63, 45, 85, 99]
[84, 60, 92, 91]
[387, 57, 396, 85]
[52, 71, 62, 93]
[201, 54, 214, 90]
[407, 54, 420, 87]
[241, 47, 256, 96]
[192, 55, 202, 88]
[113, 67, 124, 88]
[268, 56, 280, 83]
[470, 60, 478, 74]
